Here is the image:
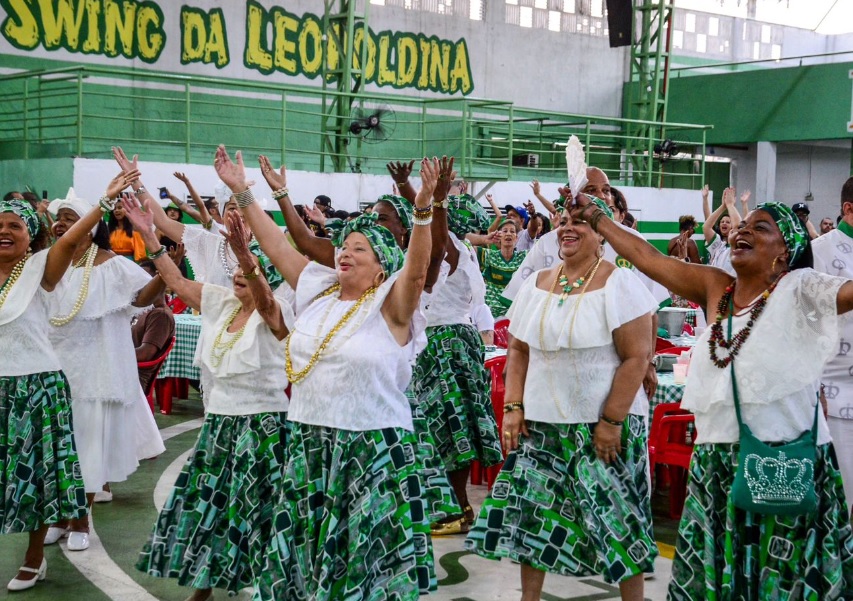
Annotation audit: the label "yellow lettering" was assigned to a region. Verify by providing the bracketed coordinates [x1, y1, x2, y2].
[298, 16, 322, 76]
[450, 41, 472, 94]
[38, 0, 86, 50]
[353, 27, 376, 81]
[244, 3, 272, 72]
[104, 0, 135, 57]
[324, 23, 340, 78]
[205, 11, 227, 67]
[81, 0, 100, 52]
[273, 11, 298, 74]
[136, 6, 163, 60]
[429, 39, 451, 92]
[396, 35, 418, 87]
[2, 0, 40, 49]
[417, 37, 431, 89]
[377, 33, 396, 85]
[181, 9, 205, 63]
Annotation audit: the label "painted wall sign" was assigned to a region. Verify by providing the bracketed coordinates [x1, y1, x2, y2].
[0, 0, 474, 94]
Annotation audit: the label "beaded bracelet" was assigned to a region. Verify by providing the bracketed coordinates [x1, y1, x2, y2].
[588, 208, 607, 232]
[203, 219, 214, 231]
[504, 402, 525, 414]
[146, 246, 168, 260]
[413, 215, 433, 226]
[99, 195, 117, 213]
[272, 187, 289, 200]
[412, 205, 432, 220]
[233, 188, 255, 208]
[599, 413, 624, 427]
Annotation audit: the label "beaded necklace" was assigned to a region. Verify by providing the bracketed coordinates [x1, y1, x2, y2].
[708, 272, 787, 368]
[209, 305, 250, 368]
[538, 257, 603, 418]
[218, 239, 237, 278]
[557, 259, 601, 307]
[285, 283, 378, 384]
[50, 243, 97, 327]
[0, 252, 31, 311]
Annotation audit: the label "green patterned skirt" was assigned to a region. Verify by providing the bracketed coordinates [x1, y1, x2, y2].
[137, 411, 288, 594]
[465, 417, 658, 583]
[407, 389, 462, 521]
[413, 323, 503, 471]
[255, 424, 434, 601]
[0, 371, 87, 533]
[668, 443, 853, 601]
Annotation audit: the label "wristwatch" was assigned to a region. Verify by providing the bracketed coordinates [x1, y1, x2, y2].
[243, 264, 261, 280]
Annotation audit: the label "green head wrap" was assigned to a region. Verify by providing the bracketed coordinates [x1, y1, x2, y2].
[326, 213, 405, 279]
[247, 238, 284, 290]
[0, 199, 40, 240]
[587, 195, 614, 221]
[447, 194, 491, 238]
[375, 194, 413, 232]
[755, 202, 809, 266]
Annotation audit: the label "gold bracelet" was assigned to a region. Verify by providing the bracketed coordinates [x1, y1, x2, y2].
[504, 402, 525, 413]
[412, 205, 433, 220]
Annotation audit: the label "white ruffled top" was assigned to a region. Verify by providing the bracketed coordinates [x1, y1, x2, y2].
[194, 284, 292, 416]
[0, 250, 63, 377]
[48, 256, 152, 405]
[507, 266, 658, 424]
[285, 262, 427, 431]
[423, 236, 486, 327]
[682, 269, 846, 444]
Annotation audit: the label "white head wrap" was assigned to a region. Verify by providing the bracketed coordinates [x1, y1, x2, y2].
[48, 188, 101, 235]
[214, 180, 233, 210]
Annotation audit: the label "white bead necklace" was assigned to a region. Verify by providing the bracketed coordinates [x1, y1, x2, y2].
[0, 252, 31, 311]
[50, 243, 97, 327]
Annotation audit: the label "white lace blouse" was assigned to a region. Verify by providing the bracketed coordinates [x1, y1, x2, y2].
[48, 256, 151, 405]
[0, 250, 63, 376]
[285, 262, 427, 431]
[682, 269, 847, 444]
[507, 266, 658, 424]
[195, 284, 292, 416]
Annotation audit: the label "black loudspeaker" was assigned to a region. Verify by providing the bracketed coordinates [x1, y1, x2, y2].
[606, 0, 632, 48]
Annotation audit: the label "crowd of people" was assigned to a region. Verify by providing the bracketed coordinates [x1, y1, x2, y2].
[2, 146, 853, 601]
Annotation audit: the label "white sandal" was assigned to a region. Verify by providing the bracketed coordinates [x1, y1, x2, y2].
[7, 558, 46, 591]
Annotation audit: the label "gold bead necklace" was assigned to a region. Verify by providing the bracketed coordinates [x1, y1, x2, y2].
[285, 283, 377, 384]
[209, 305, 251, 368]
[50, 243, 97, 327]
[538, 257, 603, 418]
[0, 252, 32, 311]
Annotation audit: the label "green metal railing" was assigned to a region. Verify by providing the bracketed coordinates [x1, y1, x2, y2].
[0, 65, 711, 187]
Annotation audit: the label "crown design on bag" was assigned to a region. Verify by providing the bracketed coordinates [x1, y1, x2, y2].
[744, 451, 814, 505]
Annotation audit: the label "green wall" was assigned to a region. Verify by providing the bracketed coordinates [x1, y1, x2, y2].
[646, 61, 853, 145]
[0, 158, 73, 199]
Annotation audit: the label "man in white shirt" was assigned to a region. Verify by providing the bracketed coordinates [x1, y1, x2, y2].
[813, 176, 853, 513]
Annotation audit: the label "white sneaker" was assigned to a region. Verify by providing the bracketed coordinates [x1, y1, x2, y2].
[44, 526, 69, 545]
[67, 531, 90, 551]
[7, 558, 46, 591]
[93, 490, 113, 503]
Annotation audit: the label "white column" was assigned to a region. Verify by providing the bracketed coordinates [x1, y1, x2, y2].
[756, 141, 777, 203]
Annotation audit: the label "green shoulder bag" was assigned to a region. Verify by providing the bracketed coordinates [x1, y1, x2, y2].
[728, 309, 819, 517]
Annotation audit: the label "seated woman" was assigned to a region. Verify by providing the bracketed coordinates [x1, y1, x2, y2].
[133, 260, 177, 392]
[214, 147, 441, 600]
[465, 200, 659, 601]
[128, 200, 292, 601]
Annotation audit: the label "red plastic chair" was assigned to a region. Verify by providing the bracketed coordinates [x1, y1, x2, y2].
[471, 355, 507, 489]
[137, 337, 176, 412]
[648, 402, 696, 518]
[494, 318, 510, 349]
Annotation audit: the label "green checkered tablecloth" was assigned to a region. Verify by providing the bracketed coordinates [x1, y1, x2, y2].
[650, 372, 686, 417]
[158, 314, 202, 380]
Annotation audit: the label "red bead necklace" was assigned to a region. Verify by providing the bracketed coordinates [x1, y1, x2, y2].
[708, 273, 787, 368]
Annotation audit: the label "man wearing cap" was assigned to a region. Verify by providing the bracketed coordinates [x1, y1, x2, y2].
[313, 195, 334, 218]
[813, 176, 853, 514]
[792, 201, 819, 239]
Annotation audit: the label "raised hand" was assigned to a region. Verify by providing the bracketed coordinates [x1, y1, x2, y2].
[701, 184, 710, 200]
[524, 200, 536, 216]
[223, 212, 254, 263]
[168, 243, 186, 266]
[740, 189, 751, 206]
[106, 169, 140, 199]
[386, 160, 415, 185]
[415, 157, 440, 208]
[112, 146, 139, 176]
[458, 180, 468, 194]
[549, 211, 560, 229]
[304, 205, 327, 227]
[557, 185, 573, 205]
[530, 179, 541, 195]
[258, 155, 287, 191]
[722, 187, 735, 207]
[485, 193, 498, 209]
[120, 192, 154, 233]
[214, 145, 247, 192]
[173, 172, 190, 184]
[433, 155, 456, 202]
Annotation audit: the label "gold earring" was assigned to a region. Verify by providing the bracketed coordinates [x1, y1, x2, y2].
[597, 245, 605, 259]
[771, 256, 779, 272]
